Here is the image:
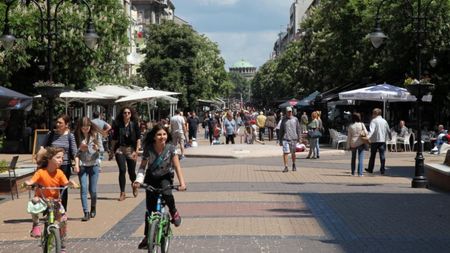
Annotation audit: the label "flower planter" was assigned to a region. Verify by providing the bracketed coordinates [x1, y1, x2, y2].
[406, 83, 435, 100]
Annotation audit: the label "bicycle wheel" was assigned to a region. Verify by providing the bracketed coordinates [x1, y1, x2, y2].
[147, 220, 160, 253]
[43, 226, 61, 253]
[160, 223, 172, 253]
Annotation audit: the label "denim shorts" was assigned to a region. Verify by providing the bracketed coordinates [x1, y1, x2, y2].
[282, 140, 296, 154]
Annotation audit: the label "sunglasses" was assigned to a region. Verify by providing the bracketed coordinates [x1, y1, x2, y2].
[123, 111, 131, 115]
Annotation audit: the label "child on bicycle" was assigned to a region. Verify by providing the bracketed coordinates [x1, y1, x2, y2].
[25, 147, 79, 253]
[133, 124, 186, 250]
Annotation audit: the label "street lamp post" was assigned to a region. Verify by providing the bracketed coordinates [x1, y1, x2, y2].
[368, 0, 440, 188]
[1, 0, 99, 130]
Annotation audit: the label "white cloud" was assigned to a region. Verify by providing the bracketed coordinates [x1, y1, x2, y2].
[204, 30, 279, 69]
[192, 0, 240, 6]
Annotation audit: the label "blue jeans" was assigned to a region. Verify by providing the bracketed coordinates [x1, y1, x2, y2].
[351, 145, 365, 175]
[315, 138, 320, 157]
[78, 165, 100, 213]
[368, 142, 386, 172]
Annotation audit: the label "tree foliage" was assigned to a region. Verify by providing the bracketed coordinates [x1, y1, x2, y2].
[139, 21, 228, 110]
[0, 0, 129, 93]
[252, 0, 450, 108]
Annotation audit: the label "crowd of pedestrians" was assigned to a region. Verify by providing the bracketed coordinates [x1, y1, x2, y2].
[22, 103, 450, 252]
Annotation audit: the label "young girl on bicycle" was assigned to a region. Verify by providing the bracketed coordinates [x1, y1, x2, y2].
[133, 124, 186, 250]
[25, 147, 79, 253]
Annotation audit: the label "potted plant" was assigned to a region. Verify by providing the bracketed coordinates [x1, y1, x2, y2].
[33, 81, 65, 98]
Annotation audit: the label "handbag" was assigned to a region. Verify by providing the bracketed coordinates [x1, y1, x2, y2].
[360, 123, 370, 144]
[149, 145, 171, 178]
[308, 129, 322, 138]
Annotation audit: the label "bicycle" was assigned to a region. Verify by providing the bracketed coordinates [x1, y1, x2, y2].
[140, 184, 180, 253]
[27, 184, 70, 253]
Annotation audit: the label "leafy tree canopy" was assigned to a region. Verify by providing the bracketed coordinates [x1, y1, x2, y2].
[139, 21, 228, 110]
[0, 0, 130, 93]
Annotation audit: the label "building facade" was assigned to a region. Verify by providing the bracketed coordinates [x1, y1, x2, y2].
[273, 0, 319, 58]
[125, 0, 176, 76]
[229, 59, 257, 80]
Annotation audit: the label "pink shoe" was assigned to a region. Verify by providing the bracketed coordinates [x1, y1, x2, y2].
[170, 211, 182, 227]
[30, 225, 41, 238]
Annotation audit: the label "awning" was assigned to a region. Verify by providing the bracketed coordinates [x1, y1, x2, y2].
[0, 86, 33, 111]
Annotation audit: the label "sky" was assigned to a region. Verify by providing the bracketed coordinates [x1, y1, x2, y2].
[172, 0, 294, 70]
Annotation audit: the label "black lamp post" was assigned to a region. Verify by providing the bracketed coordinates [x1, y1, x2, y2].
[0, 0, 99, 130]
[368, 0, 440, 188]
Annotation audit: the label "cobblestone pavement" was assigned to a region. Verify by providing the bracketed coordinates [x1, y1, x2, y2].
[1, 146, 450, 253]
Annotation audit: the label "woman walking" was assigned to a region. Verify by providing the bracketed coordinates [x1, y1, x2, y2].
[223, 111, 237, 144]
[306, 111, 320, 159]
[74, 117, 103, 221]
[265, 112, 276, 141]
[40, 114, 79, 211]
[110, 106, 141, 201]
[346, 113, 368, 176]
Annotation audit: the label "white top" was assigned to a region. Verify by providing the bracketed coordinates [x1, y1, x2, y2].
[368, 116, 391, 143]
[170, 114, 185, 134]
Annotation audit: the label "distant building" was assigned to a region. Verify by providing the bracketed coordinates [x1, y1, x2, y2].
[125, 0, 180, 76]
[229, 59, 257, 80]
[272, 0, 319, 58]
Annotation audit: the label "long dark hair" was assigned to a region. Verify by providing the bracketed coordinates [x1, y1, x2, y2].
[116, 106, 138, 126]
[143, 124, 172, 149]
[74, 117, 101, 147]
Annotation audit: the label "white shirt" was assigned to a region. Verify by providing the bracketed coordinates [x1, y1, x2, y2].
[170, 114, 185, 134]
[368, 116, 391, 143]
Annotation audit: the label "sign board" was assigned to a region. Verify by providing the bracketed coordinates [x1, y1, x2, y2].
[32, 129, 49, 163]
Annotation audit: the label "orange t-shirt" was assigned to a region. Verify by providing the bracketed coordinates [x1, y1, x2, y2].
[30, 168, 69, 199]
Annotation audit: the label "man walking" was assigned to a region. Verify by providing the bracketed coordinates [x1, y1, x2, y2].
[256, 111, 267, 141]
[278, 107, 302, 172]
[170, 110, 187, 159]
[187, 111, 200, 146]
[91, 111, 111, 161]
[365, 108, 391, 175]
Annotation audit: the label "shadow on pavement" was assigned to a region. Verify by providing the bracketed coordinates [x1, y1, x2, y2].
[303, 192, 450, 253]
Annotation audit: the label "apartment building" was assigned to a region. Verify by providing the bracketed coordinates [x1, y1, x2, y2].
[273, 0, 318, 58]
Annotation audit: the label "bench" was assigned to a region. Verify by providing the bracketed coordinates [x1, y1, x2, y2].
[425, 150, 450, 191]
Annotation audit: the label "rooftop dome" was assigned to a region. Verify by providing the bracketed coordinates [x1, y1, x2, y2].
[231, 59, 255, 68]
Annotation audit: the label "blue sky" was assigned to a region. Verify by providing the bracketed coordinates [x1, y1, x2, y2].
[172, 0, 293, 70]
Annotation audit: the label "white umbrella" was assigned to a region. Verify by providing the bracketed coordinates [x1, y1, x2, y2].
[93, 85, 137, 99]
[58, 90, 109, 115]
[339, 83, 432, 117]
[115, 89, 180, 103]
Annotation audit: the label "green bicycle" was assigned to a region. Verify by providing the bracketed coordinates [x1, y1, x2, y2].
[140, 184, 179, 253]
[28, 185, 69, 253]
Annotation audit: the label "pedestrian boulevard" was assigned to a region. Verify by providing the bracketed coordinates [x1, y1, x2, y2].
[0, 143, 449, 252]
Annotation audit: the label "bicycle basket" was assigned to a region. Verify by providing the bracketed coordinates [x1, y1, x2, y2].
[27, 199, 47, 214]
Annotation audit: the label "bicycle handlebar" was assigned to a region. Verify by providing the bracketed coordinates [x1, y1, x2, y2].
[139, 183, 181, 193]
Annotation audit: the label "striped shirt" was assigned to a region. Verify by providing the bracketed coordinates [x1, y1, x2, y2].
[45, 132, 78, 165]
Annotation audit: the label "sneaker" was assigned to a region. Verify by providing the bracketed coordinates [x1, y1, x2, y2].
[30, 225, 41, 238]
[292, 164, 297, 171]
[179, 155, 185, 160]
[364, 168, 373, 174]
[138, 237, 148, 249]
[282, 166, 289, 173]
[171, 211, 182, 227]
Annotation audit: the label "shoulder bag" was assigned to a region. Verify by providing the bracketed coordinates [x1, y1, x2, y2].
[148, 145, 171, 178]
[360, 123, 370, 150]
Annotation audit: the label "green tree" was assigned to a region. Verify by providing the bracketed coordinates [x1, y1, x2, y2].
[252, 0, 450, 108]
[0, 0, 129, 93]
[139, 21, 228, 110]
